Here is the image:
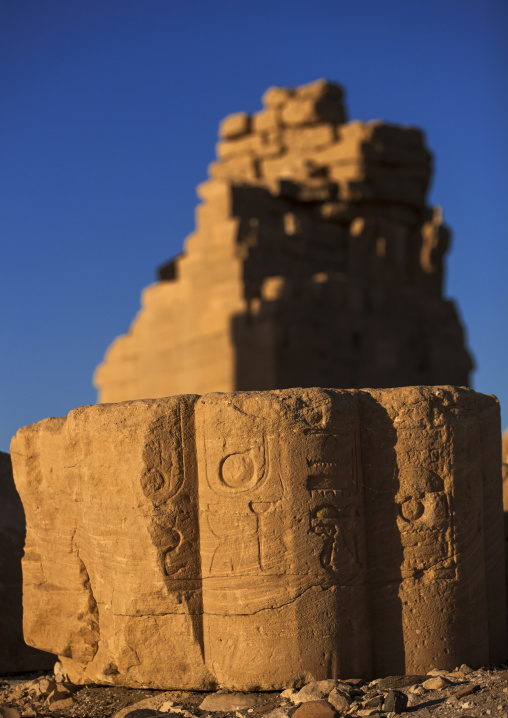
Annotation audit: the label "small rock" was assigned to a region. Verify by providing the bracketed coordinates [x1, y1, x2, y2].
[263, 708, 297, 718]
[37, 679, 56, 698]
[357, 710, 380, 717]
[159, 702, 174, 712]
[426, 669, 449, 677]
[334, 681, 360, 697]
[199, 694, 266, 712]
[377, 675, 426, 691]
[0, 706, 21, 718]
[459, 664, 473, 675]
[453, 684, 480, 698]
[292, 701, 337, 718]
[383, 690, 408, 714]
[281, 689, 298, 701]
[253, 706, 278, 715]
[21, 711, 38, 718]
[47, 686, 71, 703]
[48, 697, 74, 711]
[327, 689, 351, 712]
[165, 708, 195, 718]
[406, 694, 419, 707]
[9, 688, 25, 701]
[113, 692, 179, 718]
[449, 670, 467, 678]
[422, 676, 451, 690]
[408, 685, 425, 695]
[53, 661, 68, 682]
[294, 681, 338, 704]
[364, 695, 384, 708]
[344, 678, 363, 687]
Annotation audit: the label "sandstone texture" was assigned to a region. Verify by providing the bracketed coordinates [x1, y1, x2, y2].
[0, 451, 54, 673]
[94, 80, 473, 403]
[10, 386, 506, 690]
[502, 428, 508, 599]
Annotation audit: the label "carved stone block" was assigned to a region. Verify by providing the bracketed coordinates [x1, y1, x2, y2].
[11, 387, 506, 689]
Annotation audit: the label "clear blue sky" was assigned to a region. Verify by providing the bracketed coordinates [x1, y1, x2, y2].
[1, 0, 507, 451]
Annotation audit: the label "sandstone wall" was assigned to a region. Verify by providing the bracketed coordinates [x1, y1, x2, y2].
[94, 80, 472, 402]
[0, 451, 54, 672]
[11, 387, 506, 689]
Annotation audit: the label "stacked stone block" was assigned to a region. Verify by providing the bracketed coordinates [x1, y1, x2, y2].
[95, 80, 472, 402]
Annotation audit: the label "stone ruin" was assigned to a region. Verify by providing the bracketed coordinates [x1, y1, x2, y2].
[503, 430, 508, 594]
[0, 451, 54, 672]
[94, 80, 473, 402]
[11, 386, 506, 689]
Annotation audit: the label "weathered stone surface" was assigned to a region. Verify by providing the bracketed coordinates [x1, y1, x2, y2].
[95, 80, 473, 404]
[11, 387, 506, 690]
[422, 676, 451, 690]
[0, 451, 54, 673]
[293, 681, 339, 704]
[326, 689, 351, 711]
[382, 690, 407, 713]
[219, 112, 251, 139]
[199, 693, 265, 711]
[291, 702, 337, 718]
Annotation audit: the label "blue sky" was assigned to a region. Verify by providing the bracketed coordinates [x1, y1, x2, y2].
[1, 0, 507, 450]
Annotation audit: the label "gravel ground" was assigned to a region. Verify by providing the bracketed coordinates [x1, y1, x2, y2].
[1, 665, 508, 718]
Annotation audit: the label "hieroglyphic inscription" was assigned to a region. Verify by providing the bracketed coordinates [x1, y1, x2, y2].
[200, 397, 286, 577]
[395, 464, 455, 579]
[141, 400, 198, 579]
[305, 423, 362, 577]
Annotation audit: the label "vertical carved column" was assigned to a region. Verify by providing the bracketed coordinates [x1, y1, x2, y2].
[361, 387, 501, 675]
[196, 388, 370, 689]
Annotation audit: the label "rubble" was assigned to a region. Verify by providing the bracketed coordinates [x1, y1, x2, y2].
[2, 665, 508, 718]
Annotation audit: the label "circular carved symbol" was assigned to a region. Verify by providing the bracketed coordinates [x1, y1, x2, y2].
[221, 452, 255, 489]
[141, 468, 165, 497]
[400, 498, 424, 522]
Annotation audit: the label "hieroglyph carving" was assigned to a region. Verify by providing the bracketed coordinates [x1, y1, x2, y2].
[11, 387, 506, 691]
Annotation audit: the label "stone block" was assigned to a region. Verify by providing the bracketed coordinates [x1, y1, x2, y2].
[219, 112, 251, 139]
[262, 86, 294, 109]
[253, 109, 281, 133]
[282, 124, 336, 151]
[11, 387, 506, 689]
[0, 451, 54, 672]
[208, 156, 259, 182]
[281, 98, 346, 127]
[295, 79, 345, 102]
[217, 133, 265, 160]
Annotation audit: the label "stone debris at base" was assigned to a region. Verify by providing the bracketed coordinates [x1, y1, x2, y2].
[2, 664, 508, 718]
[10, 386, 506, 690]
[95, 79, 473, 403]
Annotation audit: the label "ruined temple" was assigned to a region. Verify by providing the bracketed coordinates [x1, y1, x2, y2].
[94, 80, 473, 402]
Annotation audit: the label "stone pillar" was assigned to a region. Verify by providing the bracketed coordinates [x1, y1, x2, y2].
[11, 387, 506, 689]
